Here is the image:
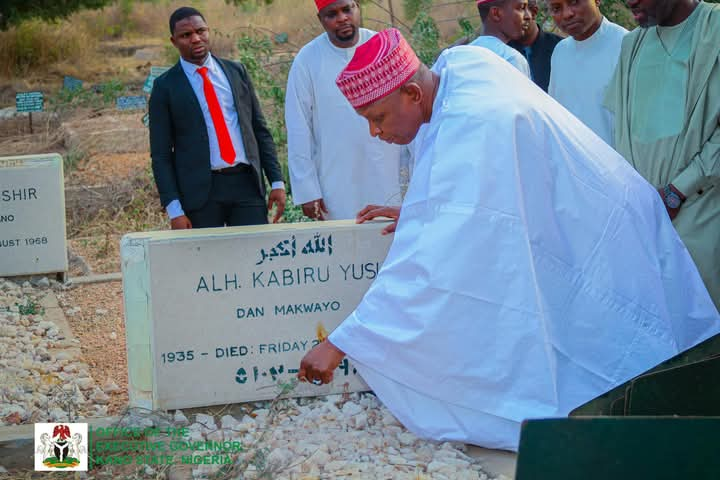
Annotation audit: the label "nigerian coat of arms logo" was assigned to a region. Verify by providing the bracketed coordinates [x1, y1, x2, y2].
[34, 422, 88, 471]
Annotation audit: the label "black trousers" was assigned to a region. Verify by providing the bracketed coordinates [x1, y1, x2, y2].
[186, 165, 268, 228]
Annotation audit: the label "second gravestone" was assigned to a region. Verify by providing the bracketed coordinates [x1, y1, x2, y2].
[121, 221, 393, 410]
[0, 154, 67, 276]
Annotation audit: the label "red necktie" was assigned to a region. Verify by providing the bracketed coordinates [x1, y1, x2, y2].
[197, 66, 236, 165]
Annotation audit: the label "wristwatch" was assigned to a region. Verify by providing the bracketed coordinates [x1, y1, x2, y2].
[662, 184, 683, 209]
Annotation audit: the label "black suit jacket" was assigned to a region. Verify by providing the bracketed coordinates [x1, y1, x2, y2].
[149, 56, 283, 211]
[509, 26, 563, 92]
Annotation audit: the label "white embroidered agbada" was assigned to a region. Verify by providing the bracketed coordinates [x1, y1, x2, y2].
[329, 46, 720, 450]
[285, 28, 408, 220]
[468, 35, 531, 77]
[549, 17, 627, 145]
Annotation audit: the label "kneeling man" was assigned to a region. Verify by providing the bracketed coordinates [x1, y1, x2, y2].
[299, 29, 720, 450]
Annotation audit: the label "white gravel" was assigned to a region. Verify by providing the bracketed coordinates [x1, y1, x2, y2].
[1, 277, 509, 479]
[0, 277, 104, 425]
[145, 393, 505, 480]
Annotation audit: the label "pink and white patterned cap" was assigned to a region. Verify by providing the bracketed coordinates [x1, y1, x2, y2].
[336, 28, 421, 109]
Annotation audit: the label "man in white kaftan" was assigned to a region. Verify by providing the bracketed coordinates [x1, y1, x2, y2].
[548, 0, 627, 145]
[285, 0, 407, 220]
[298, 28, 720, 451]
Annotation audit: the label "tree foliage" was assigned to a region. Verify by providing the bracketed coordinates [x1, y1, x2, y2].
[0, 0, 112, 30]
[410, 11, 440, 65]
[403, 0, 426, 21]
[598, 0, 636, 30]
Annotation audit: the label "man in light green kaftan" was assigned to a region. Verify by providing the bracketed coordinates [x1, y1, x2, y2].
[605, 0, 719, 309]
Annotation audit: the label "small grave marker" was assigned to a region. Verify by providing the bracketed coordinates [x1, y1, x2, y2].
[15, 92, 44, 133]
[16, 92, 44, 113]
[62, 76, 83, 91]
[0, 154, 68, 277]
[143, 66, 171, 94]
[150, 66, 171, 77]
[116, 95, 147, 111]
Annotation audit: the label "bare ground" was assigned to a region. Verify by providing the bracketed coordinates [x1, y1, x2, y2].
[56, 281, 129, 416]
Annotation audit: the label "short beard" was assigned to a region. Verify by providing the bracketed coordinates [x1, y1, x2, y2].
[336, 26, 357, 43]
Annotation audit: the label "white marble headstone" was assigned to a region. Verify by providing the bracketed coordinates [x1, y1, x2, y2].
[121, 221, 393, 410]
[0, 154, 67, 276]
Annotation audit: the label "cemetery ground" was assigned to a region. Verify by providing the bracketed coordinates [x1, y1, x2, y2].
[0, 2, 514, 477]
[0, 148, 508, 479]
[0, 109, 515, 478]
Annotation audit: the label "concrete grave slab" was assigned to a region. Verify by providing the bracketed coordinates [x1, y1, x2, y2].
[121, 221, 394, 410]
[0, 154, 68, 276]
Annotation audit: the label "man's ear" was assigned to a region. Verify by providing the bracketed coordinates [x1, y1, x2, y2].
[490, 6, 503, 22]
[400, 82, 423, 105]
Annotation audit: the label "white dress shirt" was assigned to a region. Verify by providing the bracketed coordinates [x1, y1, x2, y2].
[167, 55, 283, 219]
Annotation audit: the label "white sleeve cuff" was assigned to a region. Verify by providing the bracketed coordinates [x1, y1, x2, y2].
[166, 199, 185, 219]
[270, 181, 285, 190]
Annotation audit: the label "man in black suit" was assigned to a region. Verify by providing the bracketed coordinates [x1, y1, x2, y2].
[150, 6, 286, 229]
[508, 0, 562, 92]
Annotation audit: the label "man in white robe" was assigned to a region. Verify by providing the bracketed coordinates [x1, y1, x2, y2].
[298, 28, 720, 451]
[468, 0, 532, 77]
[285, 0, 407, 220]
[548, 0, 627, 144]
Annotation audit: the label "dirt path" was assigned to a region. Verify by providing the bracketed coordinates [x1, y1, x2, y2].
[56, 281, 129, 416]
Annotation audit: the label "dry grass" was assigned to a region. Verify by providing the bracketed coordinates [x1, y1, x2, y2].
[0, 0, 478, 101]
[65, 169, 167, 238]
[0, 19, 94, 78]
[74, 1, 172, 41]
[0, 0, 481, 244]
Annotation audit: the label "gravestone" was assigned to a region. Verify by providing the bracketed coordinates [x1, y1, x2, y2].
[143, 66, 171, 94]
[15, 92, 44, 113]
[116, 95, 147, 111]
[142, 75, 154, 94]
[0, 154, 67, 276]
[150, 66, 171, 77]
[62, 76, 83, 92]
[121, 221, 393, 410]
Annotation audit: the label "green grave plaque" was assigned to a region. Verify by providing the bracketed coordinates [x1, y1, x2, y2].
[15, 92, 44, 113]
[117, 95, 147, 111]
